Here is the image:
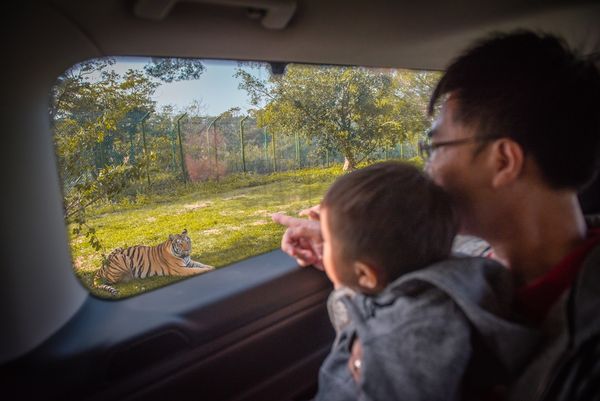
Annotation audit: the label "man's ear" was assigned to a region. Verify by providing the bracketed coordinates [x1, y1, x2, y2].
[353, 261, 381, 293]
[490, 138, 525, 188]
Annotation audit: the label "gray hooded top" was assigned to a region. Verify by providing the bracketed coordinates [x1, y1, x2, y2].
[315, 256, 540, 401]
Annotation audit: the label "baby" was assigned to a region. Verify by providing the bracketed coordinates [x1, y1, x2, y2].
[314, 161, 538, 401]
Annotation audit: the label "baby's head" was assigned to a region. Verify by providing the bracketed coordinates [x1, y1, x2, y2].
[320, 161, 457, 294]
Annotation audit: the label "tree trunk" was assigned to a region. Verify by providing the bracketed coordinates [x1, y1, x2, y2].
[343, 156, 356, 171]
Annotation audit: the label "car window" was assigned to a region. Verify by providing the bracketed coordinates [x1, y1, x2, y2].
[50, 57, 439, 298]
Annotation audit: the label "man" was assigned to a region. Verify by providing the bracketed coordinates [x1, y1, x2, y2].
[272, 31, 600, 400]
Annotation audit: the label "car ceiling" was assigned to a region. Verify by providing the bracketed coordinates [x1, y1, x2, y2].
[48, 0, 600, 71]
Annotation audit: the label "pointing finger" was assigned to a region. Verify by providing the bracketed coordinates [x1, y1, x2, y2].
[271, 213, 305, 228]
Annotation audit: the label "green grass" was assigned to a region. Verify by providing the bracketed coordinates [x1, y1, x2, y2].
[71, 165, 342, 299]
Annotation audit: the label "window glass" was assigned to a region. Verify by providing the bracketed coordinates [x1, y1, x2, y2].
[50, 57, 439, 298]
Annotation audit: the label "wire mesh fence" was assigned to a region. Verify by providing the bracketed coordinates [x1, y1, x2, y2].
[59, 112, 422, 201]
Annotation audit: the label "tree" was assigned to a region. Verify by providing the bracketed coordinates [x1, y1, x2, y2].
[49, 57, 116, 123]
[143, 57, 206, 83]
[391, 70, 441, 141]
[51, 56, 211, 254]
[237, 65, 408, 170]
[51, 61, 160, 251]
[52, 66, 158, 184]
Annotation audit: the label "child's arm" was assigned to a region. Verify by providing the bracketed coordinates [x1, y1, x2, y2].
[271, 212, 324, 269]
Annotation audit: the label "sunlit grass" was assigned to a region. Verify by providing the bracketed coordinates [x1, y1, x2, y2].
[71, 165, 342, 299]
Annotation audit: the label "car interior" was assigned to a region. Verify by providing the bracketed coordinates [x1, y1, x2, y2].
[1, 0, 600, 400]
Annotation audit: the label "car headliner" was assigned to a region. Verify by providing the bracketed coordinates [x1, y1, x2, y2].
[48, 0, 600, 70]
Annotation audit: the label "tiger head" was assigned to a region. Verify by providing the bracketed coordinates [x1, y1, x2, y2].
[169, 229, 192, 258]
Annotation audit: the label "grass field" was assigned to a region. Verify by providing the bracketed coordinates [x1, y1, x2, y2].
[70, 166, 342, 298]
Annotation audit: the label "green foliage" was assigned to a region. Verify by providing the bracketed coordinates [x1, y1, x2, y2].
[52, 61, 161, 258]
[143, 58, 206, 82]
[66, 162, 144, 258]
[72, 166, 343, 298]
[52, 62, 158, 183]
[236, 65, 437, 170]
[391, 70, 442, 140]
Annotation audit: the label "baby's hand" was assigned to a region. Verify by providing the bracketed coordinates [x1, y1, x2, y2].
[298, 205, 321, 221]
[271, 212, 324, 269]
[348, 338, 363, 382]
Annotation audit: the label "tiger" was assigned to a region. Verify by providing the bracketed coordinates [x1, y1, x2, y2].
[95, 229, 214, 296]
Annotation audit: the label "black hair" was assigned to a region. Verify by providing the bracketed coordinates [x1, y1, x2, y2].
[321, 161, 457, 281]
[429, 30, 600, 189]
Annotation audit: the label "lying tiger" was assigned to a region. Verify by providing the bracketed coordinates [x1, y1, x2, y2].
[96, 229, 214, 296]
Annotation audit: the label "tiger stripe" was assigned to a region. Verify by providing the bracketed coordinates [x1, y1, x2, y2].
[95, 229, 214, 296]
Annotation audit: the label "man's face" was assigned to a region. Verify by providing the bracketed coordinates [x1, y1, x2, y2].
[424, 96, 491, 235]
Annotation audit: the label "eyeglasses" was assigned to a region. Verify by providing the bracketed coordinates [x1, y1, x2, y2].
[418, 136, 500, 160]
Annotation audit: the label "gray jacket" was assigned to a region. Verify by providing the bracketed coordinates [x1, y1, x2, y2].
[315, 256, 539, 401]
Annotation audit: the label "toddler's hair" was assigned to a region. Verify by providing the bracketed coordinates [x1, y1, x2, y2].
[321, 161, 457, 280]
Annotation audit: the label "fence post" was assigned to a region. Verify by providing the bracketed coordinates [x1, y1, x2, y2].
[206, 115, 224, 181]
[240, 116, 249, 173]
[176, 113, 188, 184]
[264, 127, 269, 172]
[170, 127, 178, 171]
[213, 122, 218, 181]
[271, 129, 277, 172]
[140, 111, 152, 187]
[129, 131, 136, 164]
[205, 120, 211, 164]
[295, 132, 300, 168]
[324, 133, 330, 167]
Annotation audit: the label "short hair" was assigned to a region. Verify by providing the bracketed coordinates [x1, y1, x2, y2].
[429, 30, 600, 190]
[321, 162, 457, 280]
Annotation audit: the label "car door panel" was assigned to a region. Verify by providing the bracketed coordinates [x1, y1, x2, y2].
[3, 250, 334, 401]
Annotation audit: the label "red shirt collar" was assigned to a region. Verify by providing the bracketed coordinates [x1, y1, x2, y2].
[514, 229, 600, 324]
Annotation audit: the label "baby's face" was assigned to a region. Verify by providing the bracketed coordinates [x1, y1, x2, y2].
[320, 207, 355, 288]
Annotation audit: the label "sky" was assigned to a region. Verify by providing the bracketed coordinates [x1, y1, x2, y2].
[110, 57, 269, 116]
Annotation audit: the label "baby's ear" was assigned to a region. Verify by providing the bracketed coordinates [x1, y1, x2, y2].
[353, 261, 382, 293]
